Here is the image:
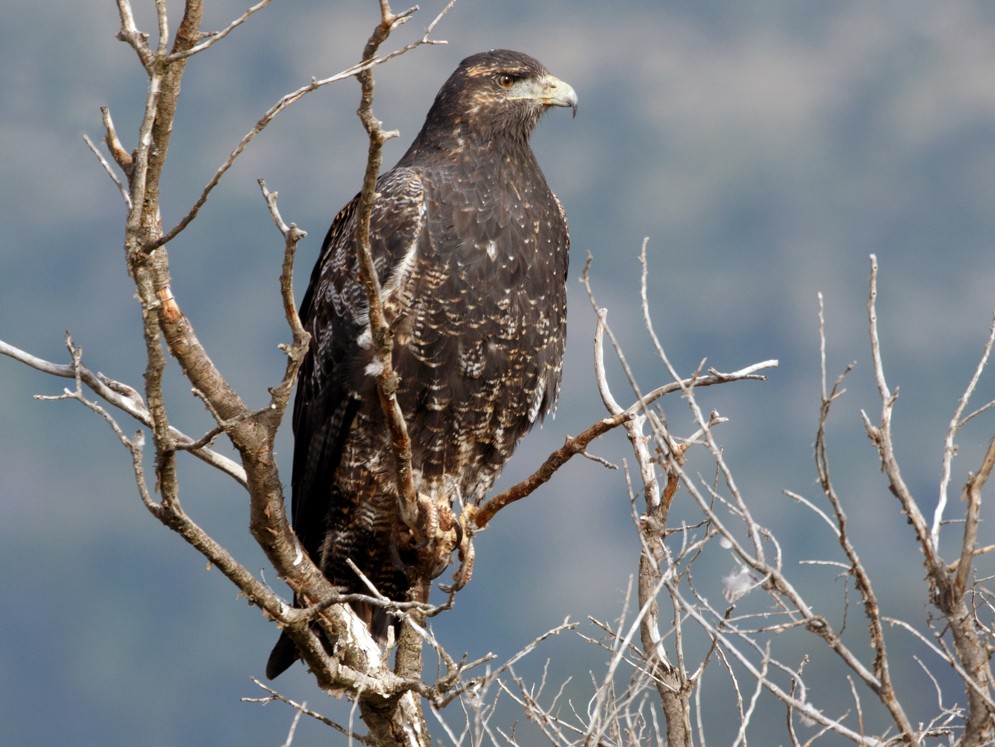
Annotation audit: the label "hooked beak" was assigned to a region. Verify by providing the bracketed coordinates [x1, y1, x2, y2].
[540, 74, 578, 118]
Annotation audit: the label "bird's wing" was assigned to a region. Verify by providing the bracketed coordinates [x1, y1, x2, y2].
[290, 167, 427, 562]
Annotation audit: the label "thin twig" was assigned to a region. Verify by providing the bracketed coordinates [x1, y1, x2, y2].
[934, 311, 995, 546]
[166, 0, 273, 61]
[153, 5, 453, 250]
[257, 179, 311, 413]
[244, 677, 377, 745]
[668, 581, 881, 745]
[114, 0, 154, 68]
[100, 106, 133, 173]
[83, 133, 131, 208]
[472, 359, 776, 529]
[860, 255, 941, 578]
[812, 292, 910, 739]
[0, 336, 246, 484]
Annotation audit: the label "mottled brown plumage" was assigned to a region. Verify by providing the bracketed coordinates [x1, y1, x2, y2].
[266, 50, 576, 679]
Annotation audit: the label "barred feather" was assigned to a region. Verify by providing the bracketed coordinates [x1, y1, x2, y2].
[266, 50, 575, 679]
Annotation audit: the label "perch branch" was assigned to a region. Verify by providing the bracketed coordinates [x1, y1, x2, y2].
[473, 359, 776, 530]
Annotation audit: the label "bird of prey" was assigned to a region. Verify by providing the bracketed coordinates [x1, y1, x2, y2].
[266, 49, 576, 679]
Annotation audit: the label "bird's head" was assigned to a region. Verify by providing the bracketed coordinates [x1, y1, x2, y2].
[421, 49, 577, 145]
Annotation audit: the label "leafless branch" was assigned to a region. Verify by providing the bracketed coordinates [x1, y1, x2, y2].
[855, 255, 994, 743]
[153, 2, 456, 250]
[934, 311, 995, 546]
[83, 133, 131, 208]
[812, 292, 914, 741]
[166, 0, 274, 61]
[472, 359, 775, 530]
[668, 580, 880, 744]
[258, 179, 311, 412]
[244, 677, 376, 745]
[114, 0, 153, 68]
[100, 106, 133, 174]
[953, 436, 995, 602]
[99, 0, 439, 719]
[860, 257, 944, 580]
[352, 4, 421, 526]
[0, 336, 247, 484]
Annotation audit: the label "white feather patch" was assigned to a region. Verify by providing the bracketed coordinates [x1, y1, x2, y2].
[527, 376, 547, 423]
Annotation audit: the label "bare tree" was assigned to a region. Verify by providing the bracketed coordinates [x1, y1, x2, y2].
[496, 249, 993, 746]
[2, 2, 993, 745]
[411, 247, 991, 746]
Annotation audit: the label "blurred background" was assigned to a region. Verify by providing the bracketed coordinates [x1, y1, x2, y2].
[2, 1, 994, 743]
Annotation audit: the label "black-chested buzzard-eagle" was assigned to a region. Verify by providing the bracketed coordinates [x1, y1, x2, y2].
[266, 50, 576, 679]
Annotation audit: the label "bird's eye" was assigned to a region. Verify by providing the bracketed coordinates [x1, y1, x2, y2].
[496, 74, 516, 88]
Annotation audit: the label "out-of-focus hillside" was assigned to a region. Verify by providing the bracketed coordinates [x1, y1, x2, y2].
[2, 2, 994, 743]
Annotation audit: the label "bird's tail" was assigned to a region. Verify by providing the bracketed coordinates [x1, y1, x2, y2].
[265, 631, 300, 680]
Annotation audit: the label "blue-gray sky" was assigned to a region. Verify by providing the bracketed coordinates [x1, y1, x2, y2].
[2, 1, 994, 743]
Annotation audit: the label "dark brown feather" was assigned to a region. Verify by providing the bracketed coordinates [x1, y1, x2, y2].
[266, 50, 573, 679]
